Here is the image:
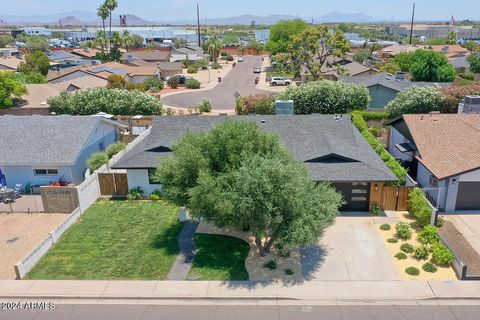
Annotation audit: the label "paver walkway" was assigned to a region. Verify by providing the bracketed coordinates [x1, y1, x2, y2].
[166, 221, 198, 280]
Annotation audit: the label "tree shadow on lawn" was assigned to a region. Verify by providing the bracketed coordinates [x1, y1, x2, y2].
[150, 221, 185, 256]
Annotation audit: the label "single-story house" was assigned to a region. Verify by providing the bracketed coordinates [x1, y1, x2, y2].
[339, 72, 452, 109]
[120, 50, 171, 64]
[71, 48, 102, 60]
[171, 45, 209, 63]
[301, 57, 376, 82]
[0, 56, 23, 71]
[429, 45, 469, 59]
[124, 59, 183, 79]
[0, 116, 126, 189]
[449, 55, 470, 74]
[112, 115, 397, 211]
[388, 113, 480, 212]
[380, 44, 429, 58]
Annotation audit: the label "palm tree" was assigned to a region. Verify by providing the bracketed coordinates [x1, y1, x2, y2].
[206, 36, 221, 63]
[95, 30, 108, 53]
[96, 4, 109, 53]
[121, 30, 134, 51]
[104, 0, 118, 49]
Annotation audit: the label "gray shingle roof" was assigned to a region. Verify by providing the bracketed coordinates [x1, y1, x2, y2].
[339, 72, 452, 92]
[0, 116, 103, 166]
[113, 115, 397, 182]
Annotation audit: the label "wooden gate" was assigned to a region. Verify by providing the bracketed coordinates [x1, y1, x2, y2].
[396, 187, 411, 211]
[381, 186, 398, 211]
[98, 173, 129, 196]
[370, 183, 412, 211]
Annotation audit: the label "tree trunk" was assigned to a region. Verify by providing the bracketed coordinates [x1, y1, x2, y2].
[101, 19, 106, 53]
[108, 11, 112, 51]
[254, 235, 267, 257]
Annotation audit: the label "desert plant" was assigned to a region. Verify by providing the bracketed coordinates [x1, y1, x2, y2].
[87, 152, 109, 172]
[127, 187, 144, 200]
[431, 244, 455, 266]
[413, 245, 430, 260]
[211, 62, 222, 69]
[284, 268, 294, 275]
[149, 194, 160, 201]
[167, 76, 180, 89]
[422, 262, 438, 273]
[418, 225, 440, 245]
[143, 76, 164, 91]
[263, 260, 277, 270]
[187, 65, 198, 74]
[196, 99, 212, 113]
[226, 55, 234, 61]
[185, 78, 201, 89]
[396, 222, 412, 240]
[387, 238, 398, 243]
[395, 252, 407, 260]
[405, 267, 420, 276]
[235, 94, 275, 115]
[400, 243, 414, 253]
[370, 203, 381, 216]
[106, 142, 126, 159]
[379, 223, 391, 231]
[436, 216, 445, 228]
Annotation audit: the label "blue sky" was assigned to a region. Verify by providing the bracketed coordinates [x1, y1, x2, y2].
[1, 0, 479, 21]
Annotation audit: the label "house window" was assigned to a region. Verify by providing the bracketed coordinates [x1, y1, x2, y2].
[148, 169, 159, 185]
[429, 176, 439, 188]
[33, 169, 59, 176]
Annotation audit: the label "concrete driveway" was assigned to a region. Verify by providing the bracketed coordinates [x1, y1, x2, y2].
[301, 215, 401, 281]
[446, 213, 480, 254]
[162, 56, 272, 111]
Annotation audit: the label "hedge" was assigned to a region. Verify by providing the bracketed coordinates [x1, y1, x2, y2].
[408, 188, 433, 227]
[351, 111, 407, 185]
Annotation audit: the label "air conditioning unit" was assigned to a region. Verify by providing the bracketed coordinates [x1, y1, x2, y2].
[458, 95, 480, 114]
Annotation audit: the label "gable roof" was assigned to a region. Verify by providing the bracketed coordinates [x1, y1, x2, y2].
[112, 115, 397, 182]
[401, 114, 480, 179]
[46, 50, 79, 62]
[0, 116, 121, 166]
[0, 56, 23, 70]
[121, 51, 170, 62]
[339, 72, 452, 92]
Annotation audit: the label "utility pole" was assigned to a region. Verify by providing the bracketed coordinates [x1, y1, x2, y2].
[197, 4, 201, 46]
[409, 2, 415, 45]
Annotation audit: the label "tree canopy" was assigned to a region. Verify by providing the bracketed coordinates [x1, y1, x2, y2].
[467, 53, 480, 74]
[155, 120, 343, 255]
[394, 50, 456, 82]
[277, 80, 370, 114]
[18, 51, 50, 76]
[0, 72, 28, 109]
[385, 86, 446, 117]
[265, 19, 308, 53]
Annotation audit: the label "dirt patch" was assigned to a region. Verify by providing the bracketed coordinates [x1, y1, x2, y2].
[439, 221, 480, 276]
[0, 212, 66, 279]
[377, 212, 457, 281]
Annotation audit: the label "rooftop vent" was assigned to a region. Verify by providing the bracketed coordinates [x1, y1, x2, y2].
[260, 120, 267, 124]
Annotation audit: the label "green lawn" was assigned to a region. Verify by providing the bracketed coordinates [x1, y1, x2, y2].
[26, 199, 182, 280]
[188, 234, 250, 281]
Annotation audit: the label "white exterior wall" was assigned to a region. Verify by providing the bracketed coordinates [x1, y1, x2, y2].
[126, 169, 162, 196]
[388, 128, 414, 161]
[459, 168, 480, 182]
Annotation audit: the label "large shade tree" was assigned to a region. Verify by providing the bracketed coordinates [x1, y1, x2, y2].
[265, 19, 308, 53]
[156, 120, 343, 256]
[18, 51, 50, 76]
[0, 72, 28, 108]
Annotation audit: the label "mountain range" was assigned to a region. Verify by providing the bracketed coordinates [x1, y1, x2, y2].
[1, 11, 394, 27]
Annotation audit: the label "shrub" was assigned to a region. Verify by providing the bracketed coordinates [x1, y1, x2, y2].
[48, 88, 163, 115]
[351, 111, 407, 185]
[221, 51, 229, 57]
[187, 65, 198, 74]
[195, 59, 208, 69]
[370, 203, 381, 216]
[226, 55, 234, 61]
[419, 225, 440, 245]
[395, 252, 407, 260]
[151, 189, 163, 197]
[87, 152, 109, 172]
[408, 188, 433, 227]
[413, 245, 430, 260]
[396, 222, 412, 240]
[408, 50, 456, 82]
[458, 73, 475, 81]
[149, 194, 160, 201]
[106, 142, 126, 159]
[235, 94, 275, 115]
[431, 244, 455, 266]
[284, 268, 294, 275]
[263, 260, 277, 270]
[277, 80, 370, 114]
[143, 77, 164, 91]
[185, 78, 201, 89]
[422, 262, 438, 273]
[440, 82, 480, 113]
[196, 99, 213, 113]
[385, 86, 446, 117]
[436, 216, 444, 228]
[387, 238, 398, 243]
[127, 187, 144, 200]
[167, 76, 180, 89]
[107, 74, 126, 89]
[379, 223, 391, 231]
[211, 62, 222, 69]
[405, 267, 420, 276]
[400, 243, 414, 253]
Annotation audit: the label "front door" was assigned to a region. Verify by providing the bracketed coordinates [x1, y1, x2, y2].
[331, 182, 370, 211]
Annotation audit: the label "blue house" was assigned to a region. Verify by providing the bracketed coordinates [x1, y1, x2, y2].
[0, 115, 126, 190]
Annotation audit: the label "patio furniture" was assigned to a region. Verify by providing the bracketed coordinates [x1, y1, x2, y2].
[0, 188, 16, 204]
[13, 184, 23, 198]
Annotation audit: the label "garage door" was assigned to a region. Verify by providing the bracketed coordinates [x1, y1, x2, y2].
[331, 182, 370, 211]
[456, 182, 480, 210]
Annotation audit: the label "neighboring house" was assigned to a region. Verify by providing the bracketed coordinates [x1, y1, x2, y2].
[380, 44, 428, 58]
[339, 72, 452, 109]
[171, 45, 209, 63]
[449, 55, 470, 74]
[71, 48, 102, 60]
[387, 112, 480, 212]
[0, 56, 23, 71]
[112, 115, 397, 211]
[429, 45, 469, 59]
[0, 116, 126, 189]
[124, 59, 183, 79]
[47, 50, 97, 69]
[0, 48, 20, 58]
[301, 56, 376, 82]
[120, 50, 171, 64]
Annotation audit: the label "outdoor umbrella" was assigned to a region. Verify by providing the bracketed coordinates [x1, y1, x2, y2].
[0, 169, 6, 186]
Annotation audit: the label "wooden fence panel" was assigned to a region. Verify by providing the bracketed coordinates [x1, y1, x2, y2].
[114, 173, 129, 196]
[382, 186, 398, 211]
[396, 187, 411, 211]
[98, 173, 116, 196]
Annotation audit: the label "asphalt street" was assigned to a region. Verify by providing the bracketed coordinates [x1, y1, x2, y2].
[162, 56, 272, 111]
[1, 304, 480, 320]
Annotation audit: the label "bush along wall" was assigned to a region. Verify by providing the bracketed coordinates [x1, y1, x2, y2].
[408, 188, 433, 227]
[351, 111, 407, 185]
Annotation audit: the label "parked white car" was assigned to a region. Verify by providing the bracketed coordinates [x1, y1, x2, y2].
[270, 77, 291, 86]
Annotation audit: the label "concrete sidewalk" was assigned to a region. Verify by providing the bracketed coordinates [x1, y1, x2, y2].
[1, 280, 480, 303]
